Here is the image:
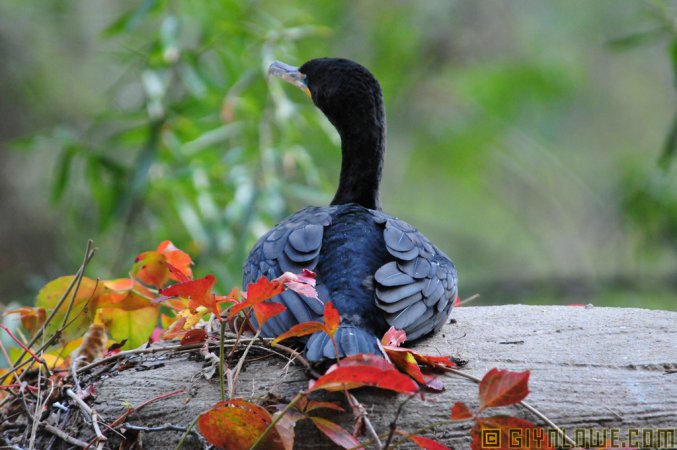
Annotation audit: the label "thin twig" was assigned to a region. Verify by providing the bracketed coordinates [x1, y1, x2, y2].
[346, 392, 382, 448]
[382, 393, 417, 449]
[229, 328, 261, 399]
[1, 241, 96, 384]
[40, 422, 88, 448]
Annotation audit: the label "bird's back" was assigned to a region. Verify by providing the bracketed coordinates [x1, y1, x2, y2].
[243, 203, 457, 360]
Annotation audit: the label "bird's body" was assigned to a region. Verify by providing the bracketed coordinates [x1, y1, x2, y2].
[243, 58, 457, 360]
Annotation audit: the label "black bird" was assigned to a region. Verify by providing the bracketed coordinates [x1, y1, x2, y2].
[243, 58, 457, 361]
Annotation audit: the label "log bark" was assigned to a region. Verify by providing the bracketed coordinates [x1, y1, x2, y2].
[7, 305, 677, 449]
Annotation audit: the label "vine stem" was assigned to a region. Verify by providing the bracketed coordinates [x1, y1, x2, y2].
[440, 367, 576, 448]
[250, 392, 304, 450]
[219, 320, 226, 402]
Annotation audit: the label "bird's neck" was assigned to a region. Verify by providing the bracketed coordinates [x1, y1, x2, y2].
[331, 122, 385, 210]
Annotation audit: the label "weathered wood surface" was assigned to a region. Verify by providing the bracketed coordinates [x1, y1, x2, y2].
[58, 305, 677, 448]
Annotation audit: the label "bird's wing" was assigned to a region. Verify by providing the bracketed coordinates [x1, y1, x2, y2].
[371, 213, 458, 341]
[242, 207, 332, 337]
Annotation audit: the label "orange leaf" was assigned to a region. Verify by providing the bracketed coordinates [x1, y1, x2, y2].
[246, 276, 285, 304]
[133, 242, 193, 289]
[471, 415, 553, 450]
[381, 326, 406, 347]
[197, 400, 284, 450]
[406, 434, 452, 450]
[310, 417, 362, 449]
[271, 321, 326, 345]
[4, 307, 46, 336]
[161, 275, 219, 316]
[157, 240, 194, 282]
[323, 301, 340, 338]
[309, 354, 419, 394]
[386, 348, 425, 384]
[478, 369, 530, 410]
[450, 401, 473, 421]
[98, 278, 155, 310]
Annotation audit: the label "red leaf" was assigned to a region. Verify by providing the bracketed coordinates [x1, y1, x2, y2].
[180, 329, 207, 345]
[407, 435, 452, 450]
[274, 270, 320, 300]
[323, 302, 340, 338]
[304, 400, 345, 413]
[453, 296, 461, 307]
[422, 374, 445, 392]
[197, 400, 284, 450]
[161, 275, 219, 315]
[381, 326, 406, 347]
[450, 401, 473, 420]
[471, 415, 553, 450]
[252, 302, 287, 327]
[309, 354, 419, 394]
[310, 417, 362, 449]
[272, 409, 306, 450]
[271, 321, 326, 345]
[247, 276, 285, 304]
[411, 353, 456, 368]
[478, 369, 530, 410]
[228, 277, 286, 325]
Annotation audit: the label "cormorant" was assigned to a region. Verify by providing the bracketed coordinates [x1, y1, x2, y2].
[243, 58, 457, 361]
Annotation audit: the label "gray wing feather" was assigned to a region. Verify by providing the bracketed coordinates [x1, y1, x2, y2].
[372, 212, 457, 341]
[243, 207, 334, 337]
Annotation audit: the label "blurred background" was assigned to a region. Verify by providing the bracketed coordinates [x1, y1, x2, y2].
[0, 0, 675, 314]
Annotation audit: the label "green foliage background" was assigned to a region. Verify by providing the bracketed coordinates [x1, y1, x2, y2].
[0, 0, 675, 313]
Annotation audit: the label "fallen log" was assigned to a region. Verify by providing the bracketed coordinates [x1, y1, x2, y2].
[3, 305, 676, 449]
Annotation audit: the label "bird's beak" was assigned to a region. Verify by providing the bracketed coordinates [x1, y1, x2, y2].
[268, 61, 311, 97]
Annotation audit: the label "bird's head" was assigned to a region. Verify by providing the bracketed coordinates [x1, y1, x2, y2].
[268, 57, 385, 135]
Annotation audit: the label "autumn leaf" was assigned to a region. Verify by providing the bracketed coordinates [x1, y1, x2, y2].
[160, 275, 229, 316]
[478, 369, 530, 410]
[99, 305, 158, 350]
[271, 301, 340, 345]
[36, 276, 103, 345]
[180, 328, 207, 345]
[323, 301, 340, 338]
[98, 278, 155, 310]
[381, 326, 406, 347]
[404, 434, 452, 450]
[304, 400, 345, 413]
[471, 415, 553, 450]
[197, 400, 284, 450]
[272, 409, 306, 450]
[310, 417, 362, 449]
[4, 307, 46, 336]
[450, 401, 474, 420]
[271, 322, 326, 345]
[309, 354, 419, 394]
[274, 269, 320, 300]
[387, 348, 425, 384]
[132, 241, 193, 289]
[228, 277, 286, 326]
